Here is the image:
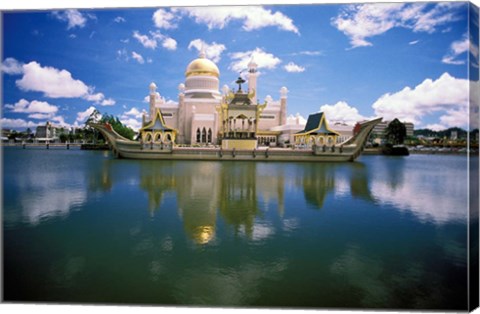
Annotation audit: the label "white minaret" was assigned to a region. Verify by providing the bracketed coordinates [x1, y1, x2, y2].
[248, 56, 258, 104]
[149, 82, 157, 119]
[280, 87, 288, 126]
[177, 83, 186, 143]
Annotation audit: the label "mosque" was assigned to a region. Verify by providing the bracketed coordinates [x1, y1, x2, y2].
[139, 49, 300, 148]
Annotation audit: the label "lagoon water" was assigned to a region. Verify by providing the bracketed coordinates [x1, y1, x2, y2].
[2, 147, 472, 309]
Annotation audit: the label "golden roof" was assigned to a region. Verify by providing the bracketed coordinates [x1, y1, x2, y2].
[185, 57, 220, 78]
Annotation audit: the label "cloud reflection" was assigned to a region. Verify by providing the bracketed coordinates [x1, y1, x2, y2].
[370, 157, 468, 224]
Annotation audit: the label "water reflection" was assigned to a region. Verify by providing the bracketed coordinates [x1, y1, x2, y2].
[297, 163, 335, 208]
[3, 149, 470, 308]
[5, 148, 469, 232]
[88, 155, 469, 244]
[130, 160, 376, 244]
[3, 150, 89, 226]
[368, 155, 468, 224]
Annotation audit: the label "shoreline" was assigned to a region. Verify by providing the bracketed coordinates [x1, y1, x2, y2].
[3, 143, 476, 157]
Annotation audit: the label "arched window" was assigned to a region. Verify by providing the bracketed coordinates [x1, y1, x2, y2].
[318, 136, 324, 145]
[165, 133, 171, 143]
[328, 136, 333, 145]
[145, 133, 152, 142]
[208, 128, 212, 143]
[196, 128, 201, 143]
[202, 127, 207, 143]
[154, 132, 162, 143]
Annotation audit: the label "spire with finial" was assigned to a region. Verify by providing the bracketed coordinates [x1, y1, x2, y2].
[248, 55, 257, 73]
[235, 76, 246, 92]
[199, 43, 206, 59]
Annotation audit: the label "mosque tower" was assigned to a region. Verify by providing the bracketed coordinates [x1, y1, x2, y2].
[149, 82, 157, 118]
[280, 86, 288, 126]
[248, 56, 258, 104]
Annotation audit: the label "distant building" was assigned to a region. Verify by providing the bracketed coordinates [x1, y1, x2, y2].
[35, 122, 64, 142]
[1, 129, 11, 142]
[451, 130, 458, 140]
[371, 119, 414, 138]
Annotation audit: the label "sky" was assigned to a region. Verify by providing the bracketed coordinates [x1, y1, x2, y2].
[1, 1, 479, 132]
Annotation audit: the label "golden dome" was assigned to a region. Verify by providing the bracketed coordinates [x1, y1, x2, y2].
[185, 57, 220, 78]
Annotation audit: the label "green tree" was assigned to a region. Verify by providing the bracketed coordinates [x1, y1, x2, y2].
[100, 113, 136, 140]
[384, 118, 406, 145]
[59, 133, 68, 143]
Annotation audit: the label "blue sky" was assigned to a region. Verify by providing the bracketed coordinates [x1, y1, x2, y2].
[2, 1, 478, 131]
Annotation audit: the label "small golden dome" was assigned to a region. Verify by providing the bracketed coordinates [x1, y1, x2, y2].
[185, 57, 220, 78]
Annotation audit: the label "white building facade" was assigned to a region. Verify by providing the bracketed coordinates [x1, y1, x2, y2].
[144, 51, 289, 146]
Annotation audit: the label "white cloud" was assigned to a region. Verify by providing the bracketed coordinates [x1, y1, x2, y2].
[284, 62, 305, 73]
[132, 51, 145, 64]
[132, 30, 177, 51]
[287, 113, 307, 125]
[162, 37, 177, 51]
[76, 106, 98, 124]
[133, 31, 158, 49]
[16, 61, 89, 98]
[409, 40, 420, 45]
[122, 107, 144, 119]
[117, 48, 129, 61]
[51, 115, 70, 127]
[11, 60, 115, 104]
[332, 2, 462, 48]
[229, 48, 281, 73]
[173, 6, 299, 34]
[1, 118, 39, 129]
[442, 34, 469, 65]
[84, 92, 105, 102]
[120, 117, 143, 131]
[101, 98, 116, 106]
[5, 99, 58, 115]
[114, 16, 125, 23]
[2, 57, 24, 74]
[28, 113, 53, 120]
[372, 72, 468, 128]
[424, 123, 446, 131]
[120, 107, 147, 131]
[188, 39, 226, 63]
[144, 92, 160, 103]
[296, 50, 322, 56]
[52, 9, 88, 29]
[320, 101, 370, 125]
[152, 8, 177, 29]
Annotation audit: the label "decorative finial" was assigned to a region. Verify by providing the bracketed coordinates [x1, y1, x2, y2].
[236, 76, 246, 92]
[248, 55, 257, 68]
[199, 43, 206, 58]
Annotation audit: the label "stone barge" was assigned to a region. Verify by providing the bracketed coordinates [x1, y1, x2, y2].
[89, 117, 382, 162]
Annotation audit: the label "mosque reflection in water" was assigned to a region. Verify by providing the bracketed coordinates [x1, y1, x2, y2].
[90, 159, 373, 244]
